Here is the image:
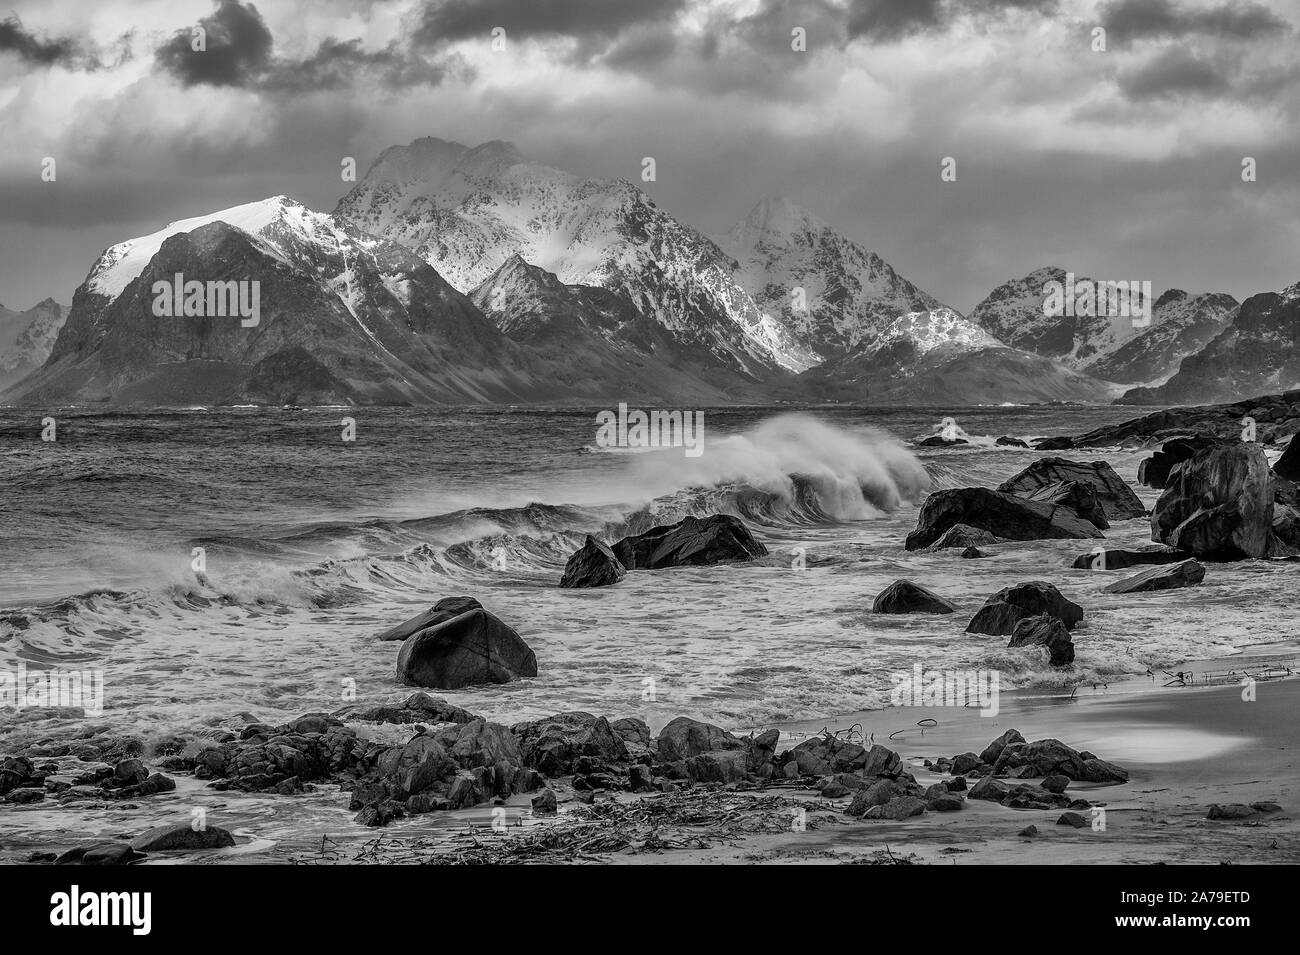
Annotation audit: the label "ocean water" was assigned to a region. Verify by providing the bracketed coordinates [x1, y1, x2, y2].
[0, 404, 1293, 746]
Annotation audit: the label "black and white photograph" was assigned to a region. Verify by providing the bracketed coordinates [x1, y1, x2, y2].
[0, 0, 1295, 920]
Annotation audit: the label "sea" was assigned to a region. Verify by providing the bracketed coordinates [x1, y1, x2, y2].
[1, 404, 1293, 746]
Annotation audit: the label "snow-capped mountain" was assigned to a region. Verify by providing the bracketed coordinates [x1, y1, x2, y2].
[0, 298, 67, 391]
[970, 266, 1145, 368]
[718, 197, 944, 360]
[799, 307, 1118, 404]
[1083, 289, 1238, 386]
[333, 137, 815, 377]
[6, 196, 568, 406]
[1121, 281, 1300, 405]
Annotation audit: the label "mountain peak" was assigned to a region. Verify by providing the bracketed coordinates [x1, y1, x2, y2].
[735, 196, 824, 237]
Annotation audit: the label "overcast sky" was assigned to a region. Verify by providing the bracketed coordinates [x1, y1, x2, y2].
[2, 0, 1299, 314]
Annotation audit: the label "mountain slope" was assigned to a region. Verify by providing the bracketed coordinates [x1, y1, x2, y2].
[971, 266, 1144, 368]
[1083, 289, 1238, 386]
[798, 307, 1118, 405]
[1120, 282, 1300, 405]
[0, 298, 67, 391]
[717, 197, 943, 360]
[5, 197, 562, 406]
[333, 137, 814, 378]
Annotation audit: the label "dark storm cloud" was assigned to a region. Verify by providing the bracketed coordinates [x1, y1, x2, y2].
[0, 15, 76, 66]
[1118, 47, 1230, 100]
[155, 0, 453, 91]
[1099, 0, 1290, 46]
[845, 0, 1057, 42]
[155, 0, 274, 87]
[411, 0, 688, 47]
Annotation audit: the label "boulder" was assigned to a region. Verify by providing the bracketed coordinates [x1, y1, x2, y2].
[966, 581, 1084, 636]
[1033, 437, 1075, 451]
[996, 436, 1031, 448]
[961, 547, 987, 559]
[863, 796, 927, 820]
[1057, 811, 1089, 829]
[1275, 437, 1300, 481]
[997, 457, 1146, 522]
[929, 793, 965, 812]
[129, 823, 236, 853]
[655, 717, 744, 763]
[512, 712, 628, 775]
[377, 596, 482, 642]
[396, 606, 537, 689]
[788, 735, 872, 777]
[967, 776, 1008, 801]
[1041, 774, 1070, 794]
[1150, 443, 1274, 559]
[1021, 481, 1110, 529]
[905, 487, 1103, 551]
[993, 738, 1127, 783]
[845, 779, 912, 816]
[1207, 803, 1259, 820]
[559, 536, 627, 588]
[610, 717, 654, 761]
[531, 788, 558, 815]
[926, 523, 999, 550]
[684, 750, 748, 784]
[1007, 615, 1075, 666]
[1070, 546, 1185, 571]
[978, 729, 1025, 766]
[1138, 434, 1223, 489]
[612, 514, 767, 569]
[337, 692, 477, 726]
[872, 579, 957, 615]
[1102, 559, 1205, 594]
[54, 843, 143, 866]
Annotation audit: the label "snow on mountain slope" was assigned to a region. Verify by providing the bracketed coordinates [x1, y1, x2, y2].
[0, 299, 67, 390]
[1083, 288, 1238, 385]
[970, 266, 1144, 368]
[718, 197, 945, 359]
[333, 137, 817, 376]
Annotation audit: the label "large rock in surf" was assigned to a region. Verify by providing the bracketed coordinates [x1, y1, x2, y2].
[1138, 434, 1222, 489]
[1275, 437, 1300, 481]
[1070, 546, 1185, 571]
[967, 581, 1083, 635]
[1150, 443, 1275, 559]
[905, 488, 1103, 551]
[655, 717, 744, 762]
[129, 822, 236, 853]
[1018, 480, 1109, 529]
[926, 523, 999, 550]
[997, 457, 1146, 521]
[1103, 559, 1205, 594]
[612, 514, 767, 569]
[510, 712, 628, 775]
[872, 579, 956, 614]
[559, 535, 627, 588]
[396, 606, 537, 689]
[1007, 615, 1074, 666]
[377, 596, 482, 642]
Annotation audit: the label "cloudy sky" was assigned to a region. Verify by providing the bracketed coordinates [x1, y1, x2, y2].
[2, 0, 1299, 313]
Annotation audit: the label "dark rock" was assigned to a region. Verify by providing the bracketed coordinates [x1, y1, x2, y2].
[112, 758, 148, 787]
[1033, 437, 1075, 451]
[872, 579, 956, 615]
[789, 736, 867, 776]
[512, 712, 628, 775]
[684, 750, 748, 784]
[996, 436, 1031, 448]
[1102, 558, 1205, 594]
[54, 843, 143, 866]
[926, 523, 999, 550]
[967, 581, 1084, 636]
[628, 764, 654, 791]
[611, 514, 767, 569]
[950, 753, 982, 775]
[531, 788, 558, 815]
[845, 779, 911, 816]
[1150, 443, 1275, 559]
[130, 823, 236, 853]
[1018, 824, 1038, 837]
[1019, 480, 1110, 529]
[1070, 546, 1185, 570]
[993, 738, 1128, 783]
[960, 546, 987, 559]
[906, 487, 1104, 551]
[656, 717, 744, 763]
[1139, 434, 1223, 489]
[1057, 811, 1089, 828]
[376, 596, 483, 642]
[337, 692, 477, 725]
[979, 729, 1025, 766]
[1275, 437, 1300, 481]
[1041, 774, 1070, 794]
[1007, 615, 1075, 666]
[610, 717, 653, 760]
[968, 776, 1009, 801]
[1252, 801, 1282, 813]
[396, 606, 537, 689]
[1207, 803, 1258, 820]
[998, 456, 1146, 521]
[4, 788, 44, 804]
[863, 795, 927, 820]
[919, 435, 968, 447]
[929, 793, 964, 811]
[559, 535, 627, 588]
